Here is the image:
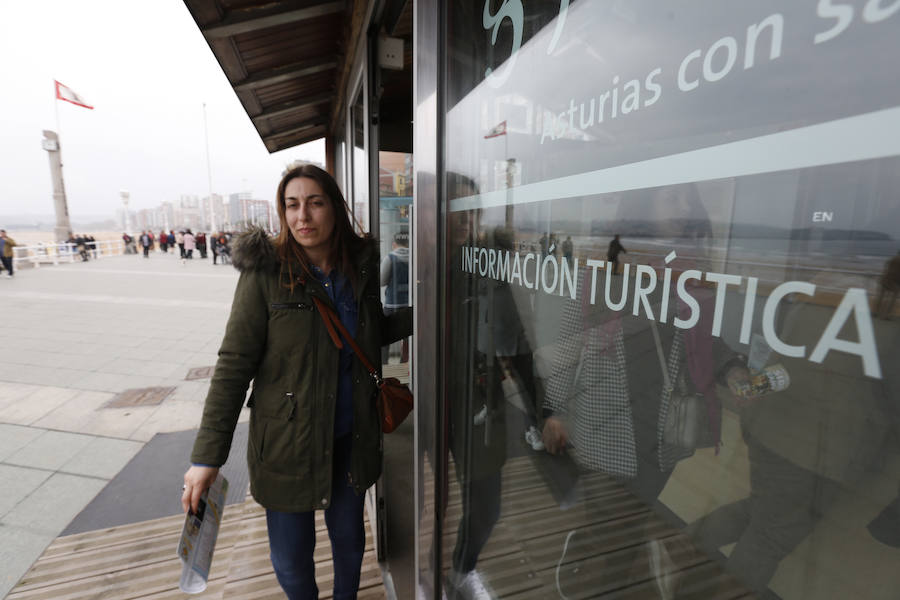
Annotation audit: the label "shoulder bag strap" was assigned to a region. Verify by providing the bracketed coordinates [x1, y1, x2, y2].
[649, 320, 673, 394]
[312, 296, 382, 385]
[314, 297, 343, 349]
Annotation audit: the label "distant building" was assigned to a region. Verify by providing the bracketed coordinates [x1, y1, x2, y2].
[226, 193, 273, 230]
[202, 193, 225, 232]
[379, 152, 413, 197]
[227, 192, 252, 228]
[178, 195, 203, 231]
[246, 199, 274, 231]
[136, 208, 161, 231]
[159, 201, 175, 231]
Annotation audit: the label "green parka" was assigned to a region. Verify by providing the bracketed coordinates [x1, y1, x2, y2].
[190, 228, 412, 512]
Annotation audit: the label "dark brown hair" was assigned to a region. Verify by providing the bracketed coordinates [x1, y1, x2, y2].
[274, 164, 367, 289]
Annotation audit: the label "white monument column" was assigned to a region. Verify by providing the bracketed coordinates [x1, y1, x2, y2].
[120, 190, 131, 234]
[42, 130, 73, 242]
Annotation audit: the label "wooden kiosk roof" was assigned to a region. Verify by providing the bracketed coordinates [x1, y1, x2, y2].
[182, 0, 368, 153]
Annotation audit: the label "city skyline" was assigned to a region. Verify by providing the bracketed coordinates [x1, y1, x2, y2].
[119, 191, 277, 234]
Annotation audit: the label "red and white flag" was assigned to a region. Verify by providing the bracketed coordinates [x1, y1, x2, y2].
[484, 120, 507, 139]
[55, 80, 94, 110]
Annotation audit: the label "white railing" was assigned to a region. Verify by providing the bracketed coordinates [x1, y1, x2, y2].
[12, 240, 127, 268]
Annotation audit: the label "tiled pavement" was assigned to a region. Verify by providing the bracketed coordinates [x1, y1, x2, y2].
[0, 252, 243, 598]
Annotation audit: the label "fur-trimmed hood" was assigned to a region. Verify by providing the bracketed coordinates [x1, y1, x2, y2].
[230, 226, 378, 274]
[230, 227, 279, 273]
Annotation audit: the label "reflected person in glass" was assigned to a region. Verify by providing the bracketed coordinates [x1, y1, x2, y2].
[543, 183, 751, 596]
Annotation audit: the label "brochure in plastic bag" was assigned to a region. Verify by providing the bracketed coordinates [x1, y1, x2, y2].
[176, 473, 229, 593]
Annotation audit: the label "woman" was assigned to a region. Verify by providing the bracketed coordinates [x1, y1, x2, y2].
[182, 164, 412, 600]
[182, 229, 196, 261]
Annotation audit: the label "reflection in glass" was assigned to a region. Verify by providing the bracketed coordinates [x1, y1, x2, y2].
[380, 151, 413, 366]
[441, 2, 900, 599]
[443, 175, 526, 599]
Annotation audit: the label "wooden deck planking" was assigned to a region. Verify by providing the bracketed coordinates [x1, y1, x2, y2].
[9, 491, 386, 600]
[428, 455, 755, 599]
[8, 362, 407, 599]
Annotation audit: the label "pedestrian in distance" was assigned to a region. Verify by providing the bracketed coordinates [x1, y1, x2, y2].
[196, 231, 207, 259]
[183, 229, 196, 262]
[380, 231, 411, 363]
[182, 164, 412, 600]
[122, 232, 135, 254]
[139, 230, 152, 258]
[875, 250, 900, 319]
[159, 230, 168, 252]
[0, 230, 17, 277]
[75, 234, 89, 262]
[562, 235, 574, 261]
[607, 234, 626, 275]
[209, 233, 218, 264]
[215, 232, 230, 265]
[176, 230, 185, 258]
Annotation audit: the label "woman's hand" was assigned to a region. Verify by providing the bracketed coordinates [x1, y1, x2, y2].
[725, 365, 756, 407]
[182, 465, 219, 514]
[542, 417, 569, 455]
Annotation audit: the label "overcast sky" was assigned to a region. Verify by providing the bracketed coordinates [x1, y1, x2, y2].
[0, 0, 324, 219]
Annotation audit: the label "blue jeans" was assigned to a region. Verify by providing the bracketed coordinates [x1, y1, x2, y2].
[265, 435, 365, 600]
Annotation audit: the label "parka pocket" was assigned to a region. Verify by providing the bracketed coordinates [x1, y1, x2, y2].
[249, 391, 311, 478]
[249, 416, 267, 461]
[267, 301, 315, 356]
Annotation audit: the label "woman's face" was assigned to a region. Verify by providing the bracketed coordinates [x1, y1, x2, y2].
[284, 177, 335, 257]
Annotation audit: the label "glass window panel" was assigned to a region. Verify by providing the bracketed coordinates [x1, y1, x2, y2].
[440, 2, 900, 599]
[380, 150, 413, 365]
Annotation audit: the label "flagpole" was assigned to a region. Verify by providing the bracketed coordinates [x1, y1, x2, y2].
[53, 81, 61, 140]
[202, 102, 216, 234]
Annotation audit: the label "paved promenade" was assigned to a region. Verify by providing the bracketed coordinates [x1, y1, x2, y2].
[0, 251, 241, 598]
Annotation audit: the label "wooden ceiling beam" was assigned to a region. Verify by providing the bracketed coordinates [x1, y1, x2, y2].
[251, 91, 333, 123]
[266, 125, 328, 153]
[202, 1, 346, 39]
[234, 57, 338, 92]
[263, 118, 325, 144]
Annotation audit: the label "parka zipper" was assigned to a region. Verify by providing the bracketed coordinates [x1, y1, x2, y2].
[286, 392, 296, 421]
[271, 302, 313, 311]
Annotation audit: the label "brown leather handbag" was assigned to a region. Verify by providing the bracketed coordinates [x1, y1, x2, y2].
[312, 296, 413, 433]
